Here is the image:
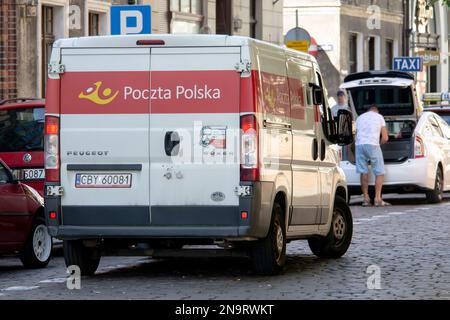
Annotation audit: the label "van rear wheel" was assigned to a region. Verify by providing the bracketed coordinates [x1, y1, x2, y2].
[308, 196, 353, 259]
[426, 167, 443, 204]
[251, 203, 286, 276]
[63, 240, 101, 276]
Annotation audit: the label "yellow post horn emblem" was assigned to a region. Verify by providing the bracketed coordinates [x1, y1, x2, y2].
[79, 81, 119, 105]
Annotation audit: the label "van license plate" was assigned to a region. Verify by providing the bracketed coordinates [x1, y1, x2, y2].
[75, 174, 132, 188]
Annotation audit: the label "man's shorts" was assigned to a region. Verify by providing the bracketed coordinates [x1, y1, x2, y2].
[355, 144, 385, 176]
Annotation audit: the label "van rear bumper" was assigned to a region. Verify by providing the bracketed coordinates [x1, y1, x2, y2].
[45, 181, 274, 241]
[48, 226, 253, 240]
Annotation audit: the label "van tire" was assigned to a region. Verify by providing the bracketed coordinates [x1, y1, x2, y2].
[308, 196, 353, 259]
[63, 240, 101, 276]
[20, 218, 52, 269]
[426, 167, 443, 204]
[251, 203, 286, 276]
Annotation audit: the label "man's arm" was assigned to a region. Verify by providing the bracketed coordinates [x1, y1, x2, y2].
[380, 126, 389, 144]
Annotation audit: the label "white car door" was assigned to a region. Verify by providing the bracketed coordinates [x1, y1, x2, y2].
[434, 116, 450, 190]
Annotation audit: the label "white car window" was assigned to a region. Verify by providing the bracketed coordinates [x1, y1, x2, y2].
[428, 117, 444, 138]
[436, 117, 450, 139]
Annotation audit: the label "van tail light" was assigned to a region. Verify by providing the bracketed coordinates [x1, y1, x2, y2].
[240, 114, 259, 181]
[414, 135, 426, 159]
[45, 116, 60, 182]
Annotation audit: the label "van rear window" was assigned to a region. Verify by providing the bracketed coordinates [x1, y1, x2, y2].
[0, 107, 44, 152]
[349, 86, 414, 116]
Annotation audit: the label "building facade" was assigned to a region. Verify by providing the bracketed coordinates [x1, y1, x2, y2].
[0, 0, 284, 100]
[284, 0, 449, 101]
[284, 0, 404, 100]
[407, 0, 449, 97]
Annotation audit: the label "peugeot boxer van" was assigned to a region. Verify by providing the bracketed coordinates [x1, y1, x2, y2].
[44, 35, 353, 275]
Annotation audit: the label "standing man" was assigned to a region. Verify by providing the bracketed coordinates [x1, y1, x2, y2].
[331, 90, 350, 118]
[355, 104, 389, 207]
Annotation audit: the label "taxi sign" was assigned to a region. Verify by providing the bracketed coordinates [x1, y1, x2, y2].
[393, 57, 423, 72]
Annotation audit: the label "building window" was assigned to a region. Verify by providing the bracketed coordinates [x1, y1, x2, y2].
[385, 39, 393, 70]
[170, 0, 201, 14]
[216, 0, 232, 35]
[428, 65, 437, 92]
[250, 0, 257, 38]
[41, 6, 55, 97]
[349, 33, 358, 74]
[89, 12, 100, 36]
[368, 37, 375, 70]
[170, 0, 202, 33]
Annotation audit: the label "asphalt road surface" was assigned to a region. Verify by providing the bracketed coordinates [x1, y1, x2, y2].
[1, 194, 449, 300]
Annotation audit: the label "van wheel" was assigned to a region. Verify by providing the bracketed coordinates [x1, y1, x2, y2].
[426, 167, 443, 204]
[308, 196, 353, 259]
[251, 203, 286, 276]
[20, 218, 52, 268]
[63, 240, 101, 276]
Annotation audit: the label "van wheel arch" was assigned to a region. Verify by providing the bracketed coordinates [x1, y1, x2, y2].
[273, 191, 288, 231]
[335, 185, 348, 204]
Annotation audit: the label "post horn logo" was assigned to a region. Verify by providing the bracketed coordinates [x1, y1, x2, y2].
[79, 81, 119, 105]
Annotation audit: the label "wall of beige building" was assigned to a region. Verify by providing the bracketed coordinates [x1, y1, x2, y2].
[149, 0, 283, 44]
[14, 0, 284, 99]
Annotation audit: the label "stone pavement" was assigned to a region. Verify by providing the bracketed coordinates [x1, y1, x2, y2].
[1, 194, 449, 300]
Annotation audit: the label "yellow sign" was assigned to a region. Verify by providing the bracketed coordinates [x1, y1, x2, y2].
[415, 50, 440, 66]
[286, 40, 309, 53]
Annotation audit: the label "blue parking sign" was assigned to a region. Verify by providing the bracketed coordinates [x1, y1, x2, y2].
[393, 57, 423, 72]
[111, 5, 151, 35]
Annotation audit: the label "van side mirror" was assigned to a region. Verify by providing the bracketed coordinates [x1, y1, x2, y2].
[309, 83, 323, 105]
[335, 109, 354, 146]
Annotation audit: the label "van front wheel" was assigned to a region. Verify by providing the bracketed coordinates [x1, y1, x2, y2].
[251, 203, 286, 276]
[63, 240, 101, 276]
[308, 196, 353, 259]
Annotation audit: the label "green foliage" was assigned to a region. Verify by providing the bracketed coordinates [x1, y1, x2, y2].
[426, 0, 450, 7]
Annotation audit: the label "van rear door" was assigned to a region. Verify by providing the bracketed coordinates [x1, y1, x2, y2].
[59, 48, 151, 226]
[149, 47, 241, 225]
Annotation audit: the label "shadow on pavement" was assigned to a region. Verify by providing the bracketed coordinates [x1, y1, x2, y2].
[91, 250, 331, 280]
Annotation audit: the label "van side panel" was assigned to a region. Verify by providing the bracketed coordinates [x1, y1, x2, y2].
[252, 43, 292, 219]
[285, 55, 321, 227]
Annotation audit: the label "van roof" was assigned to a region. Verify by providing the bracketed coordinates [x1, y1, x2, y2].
[53, 34, 315, 62]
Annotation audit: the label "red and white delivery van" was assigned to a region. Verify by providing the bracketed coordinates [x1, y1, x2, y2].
[44, 35, 354, 275]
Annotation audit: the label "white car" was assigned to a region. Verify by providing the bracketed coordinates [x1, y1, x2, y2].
[340, 71, 450, 203]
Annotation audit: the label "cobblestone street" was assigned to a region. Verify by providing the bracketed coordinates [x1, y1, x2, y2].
[1, 195, 449, 300]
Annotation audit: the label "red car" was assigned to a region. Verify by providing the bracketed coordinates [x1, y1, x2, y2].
[0, 158, 51, 267]
[0, 98, 45, 196]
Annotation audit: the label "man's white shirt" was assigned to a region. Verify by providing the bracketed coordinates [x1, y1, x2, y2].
[331, 103, 349, 118]
[355, 111, 386, 146]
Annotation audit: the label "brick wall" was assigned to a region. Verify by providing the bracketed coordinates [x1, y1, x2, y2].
[0, 0, 17, 100]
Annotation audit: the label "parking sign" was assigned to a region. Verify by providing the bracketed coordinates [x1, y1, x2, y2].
[110, 5, 151, 35]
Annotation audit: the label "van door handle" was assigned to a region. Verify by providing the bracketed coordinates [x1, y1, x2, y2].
[165, 131, 180, 156]
[312, 139, 318, 160]
[320, 140, 326, 161]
